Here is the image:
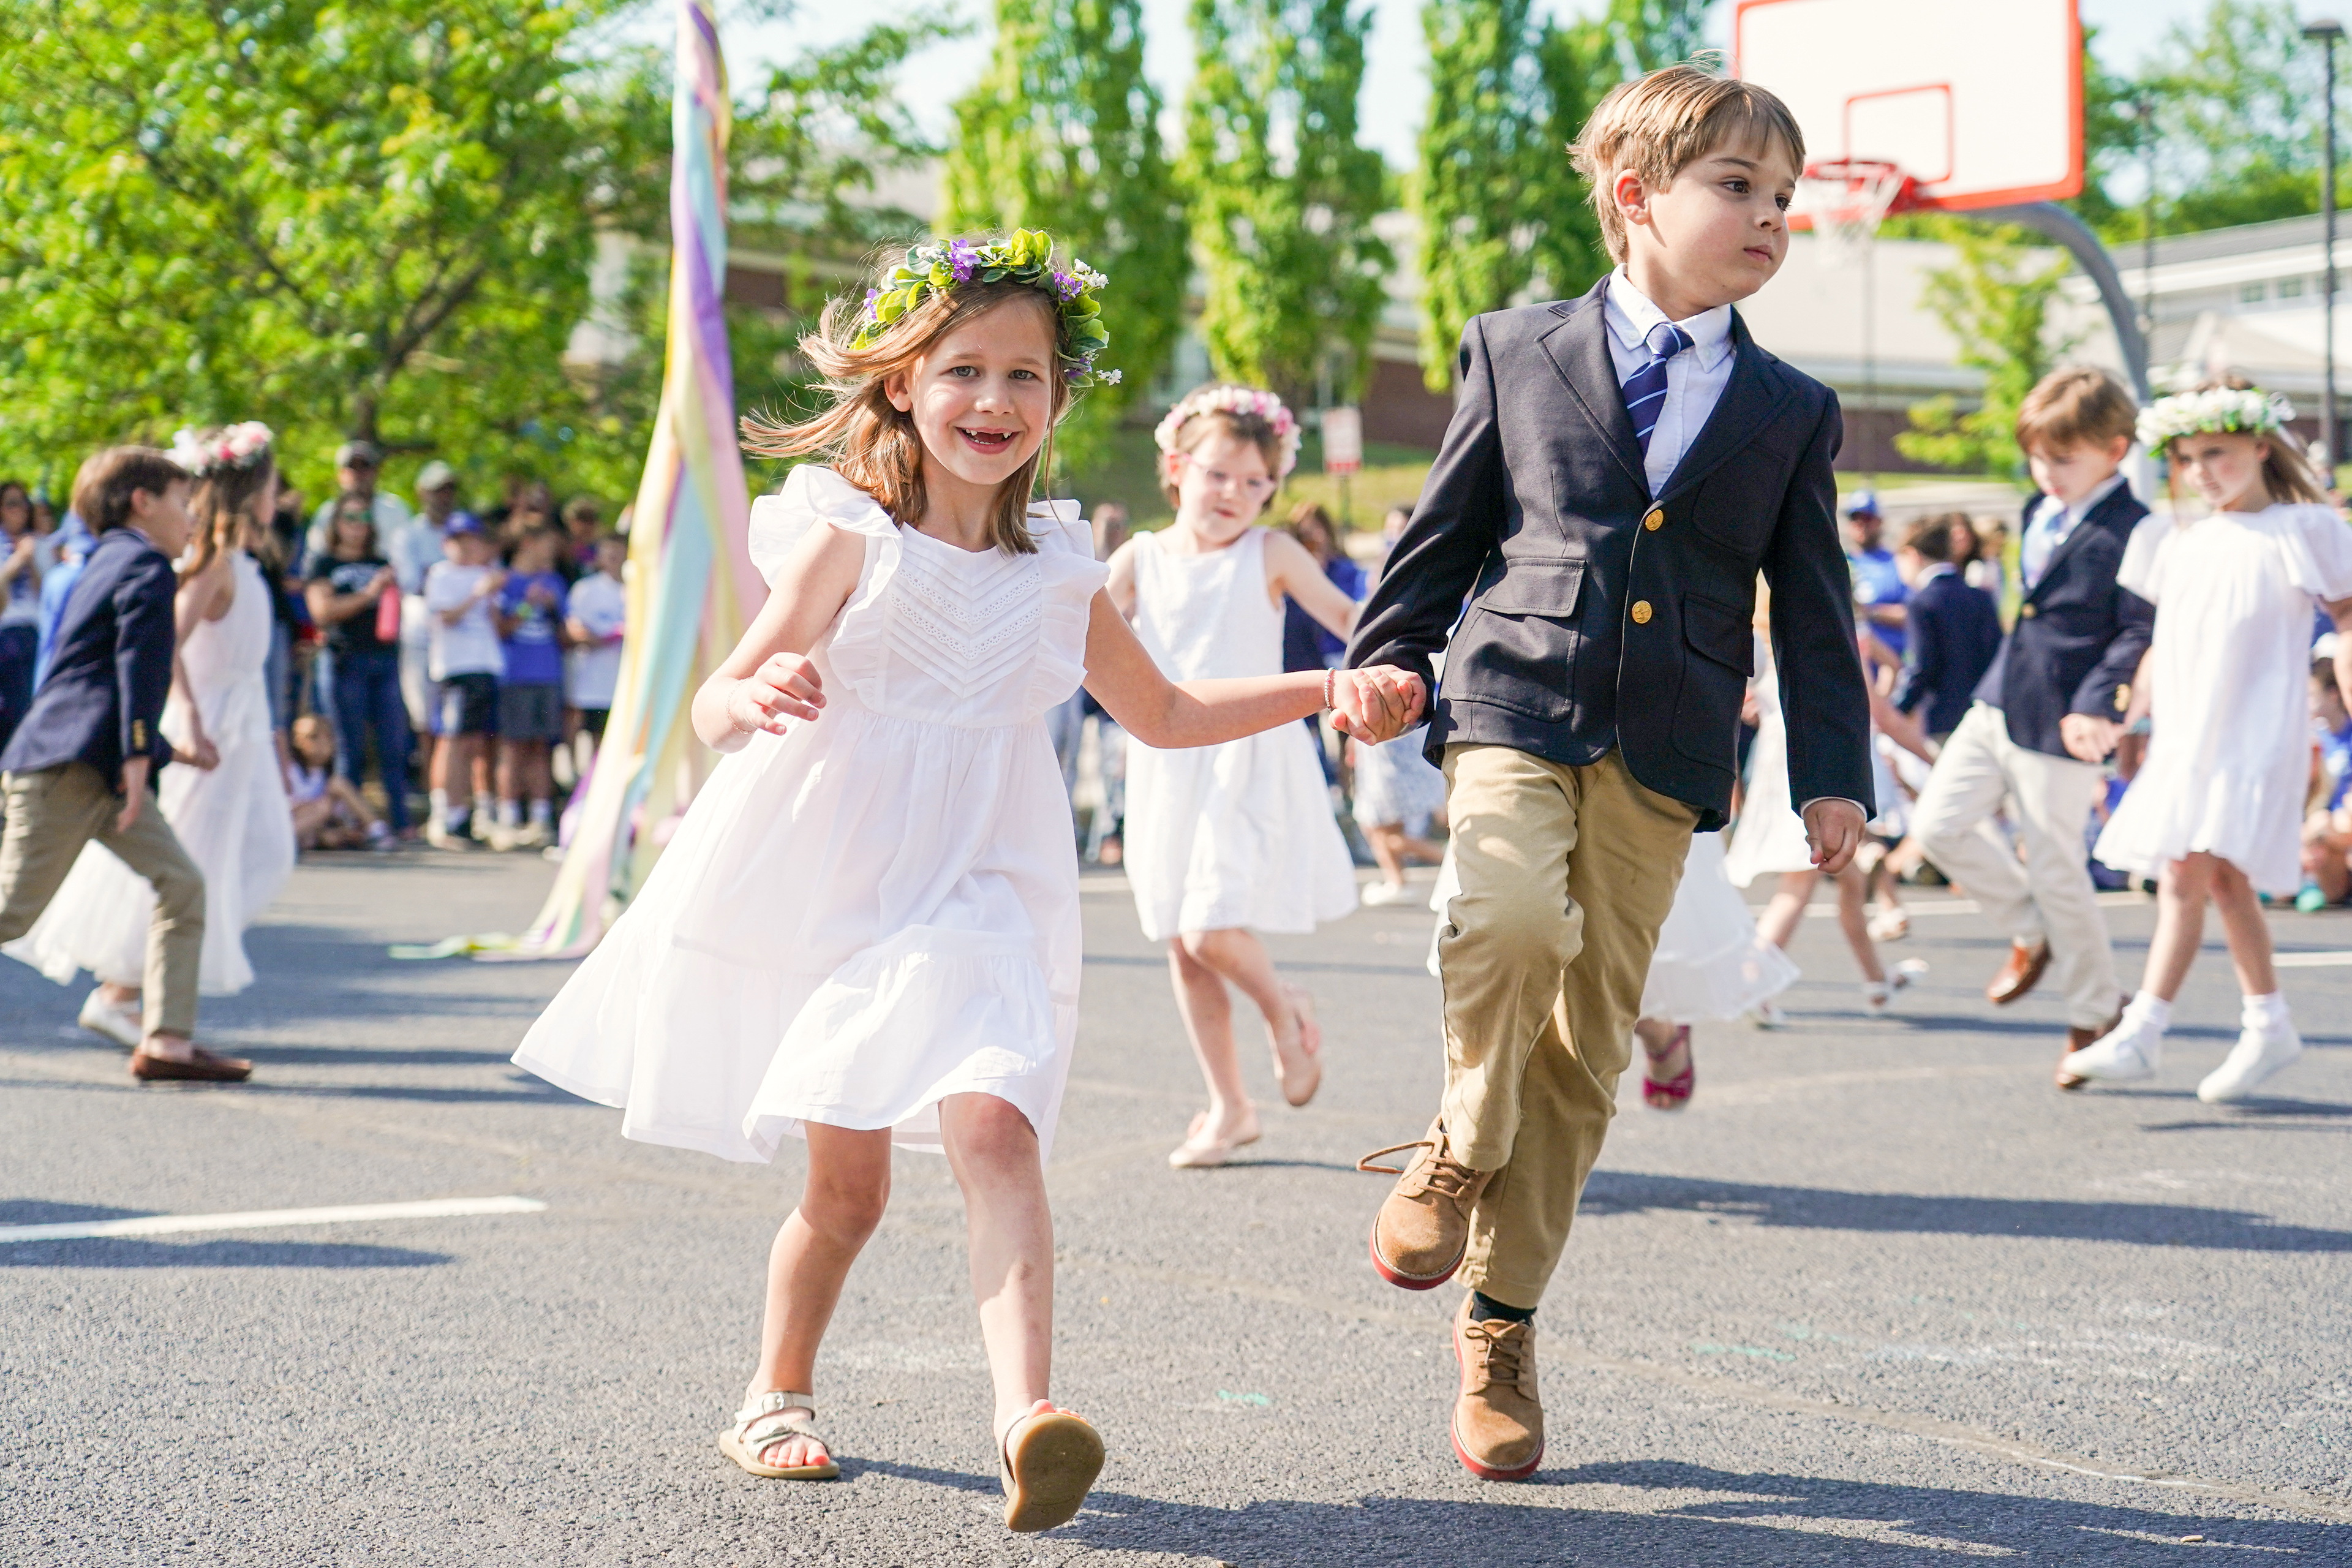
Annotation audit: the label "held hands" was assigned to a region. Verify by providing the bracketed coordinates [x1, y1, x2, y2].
[726, 652, 825, 737]
[2059, 713, 2122, 764]
[1329, 665, 1427, 744]
[1802, 797, 1868, 875]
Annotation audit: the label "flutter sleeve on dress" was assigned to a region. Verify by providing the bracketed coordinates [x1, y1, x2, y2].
[2280, 503, 2352, 602]
[2114, 513, 2175, 603]
[747, 466, 900, 587]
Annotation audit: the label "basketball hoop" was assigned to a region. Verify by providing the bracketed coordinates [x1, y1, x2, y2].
[1796, 159, 1914, 269]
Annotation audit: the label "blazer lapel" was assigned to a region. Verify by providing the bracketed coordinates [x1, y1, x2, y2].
[2026, 483, 2133, 601]
[1654, 313, 1789, 506]
[1537, 280, 1647, 492]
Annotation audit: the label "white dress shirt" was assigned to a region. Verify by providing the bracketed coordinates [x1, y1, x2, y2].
[1603, 268, 1736, 496]
[2020, 472, 2125, 593]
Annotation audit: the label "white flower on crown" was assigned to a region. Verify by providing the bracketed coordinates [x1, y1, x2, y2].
[168, 421, 276, 478]
[2136, 386, 2294, 451]
[1152, 385, 1303, 478]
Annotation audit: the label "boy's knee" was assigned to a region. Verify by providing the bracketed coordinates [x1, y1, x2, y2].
[154, 862, 206, 924]
[1445, 885, 1579, 975]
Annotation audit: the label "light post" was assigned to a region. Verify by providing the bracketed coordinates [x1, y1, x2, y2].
[2135, 94, 2157, 341]
[2305, 18, 2343, 478]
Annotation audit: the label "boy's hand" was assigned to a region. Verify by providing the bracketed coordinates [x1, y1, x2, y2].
[1803, 797, 1868, 875]
[2059, 714, 2120, 763]
[116, 758, 149, 832]
[1330, 666, 1426, 742]
[728, 652, 824, 734]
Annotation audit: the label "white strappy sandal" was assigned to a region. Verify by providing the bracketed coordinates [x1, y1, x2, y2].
[718, 1391, 841, 1480]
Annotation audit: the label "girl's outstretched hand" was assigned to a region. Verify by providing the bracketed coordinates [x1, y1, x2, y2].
[1330, 665, 1426, 743]
[727, 652, 826, 736]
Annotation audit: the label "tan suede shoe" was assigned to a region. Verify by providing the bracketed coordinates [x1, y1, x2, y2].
[1359, 1117, 1492, 1291]
[1452, 1295, 1543, 1480]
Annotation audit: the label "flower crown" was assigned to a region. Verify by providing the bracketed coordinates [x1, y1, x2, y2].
[1153, 385, 1302, 478]
[169, 422, 275, 478]
[851, 230, 1117, 386]
[2137, 386, 2295, 450]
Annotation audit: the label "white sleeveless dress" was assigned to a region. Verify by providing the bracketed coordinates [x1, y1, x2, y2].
[512, 467, 1107, 1163]
[1121, 527, 1357, 941]
[6, 551, 294, 995]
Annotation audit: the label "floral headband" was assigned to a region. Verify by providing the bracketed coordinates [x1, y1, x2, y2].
[852, 230, 1117, 386]
[170, 422, 275, 478]
[2137, 386, 2295, 450]
[1153, 385, 1302, 478]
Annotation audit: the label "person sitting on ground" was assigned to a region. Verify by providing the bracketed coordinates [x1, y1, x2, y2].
[288, 713, 385, 850]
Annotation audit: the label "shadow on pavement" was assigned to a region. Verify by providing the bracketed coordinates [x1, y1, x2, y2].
[842, 1457, 2344, 1564]
[1575, 1170, 2352, 1252]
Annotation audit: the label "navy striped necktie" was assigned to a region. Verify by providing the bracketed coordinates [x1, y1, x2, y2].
[1623, 320, 1695, 457]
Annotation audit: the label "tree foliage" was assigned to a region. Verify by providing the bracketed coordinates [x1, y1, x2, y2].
[1894, 223, 2084, 477]
[946, 0, 1187, 467]
[1180, 0, 1393, 405]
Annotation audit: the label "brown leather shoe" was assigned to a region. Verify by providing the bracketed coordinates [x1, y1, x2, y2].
[2056, 1010, 2123, 1091]
[129, 1046, 252, 1083]
[1359, 1117, 1491, 1291]
[1986, 939, 2051, 1005]
[1452, 1295, 1542, 1480]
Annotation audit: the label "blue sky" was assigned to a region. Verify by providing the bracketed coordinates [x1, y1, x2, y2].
[698, 0, 2336, 169]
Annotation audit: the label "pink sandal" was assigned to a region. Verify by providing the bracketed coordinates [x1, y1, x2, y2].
[1640, 1025, 1695, 1111]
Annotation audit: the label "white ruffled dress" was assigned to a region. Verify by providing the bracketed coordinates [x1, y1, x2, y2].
[2095, 502, 2352, 894]
[511, 467, 1107, 1162]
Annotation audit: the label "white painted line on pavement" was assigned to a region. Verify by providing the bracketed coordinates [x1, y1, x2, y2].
[1768, 891, 2150, 919]
[0, 1195, 548, 1245]
[2275, 949, 2352, 967]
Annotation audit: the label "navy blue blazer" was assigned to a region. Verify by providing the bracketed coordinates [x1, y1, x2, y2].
[0, 527, 178, 789]
[1894, 570, 2003, 737]
[1973, 484, 2154, 758]
[1347, 279, 1873, 832]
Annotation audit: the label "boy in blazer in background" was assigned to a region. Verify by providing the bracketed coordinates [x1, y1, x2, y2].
[0, 446, 246, 1083]
[1909, 368, 2152, 1085]
[1346, 64, 1874, 1481]
[1893, 512, 2005, 741]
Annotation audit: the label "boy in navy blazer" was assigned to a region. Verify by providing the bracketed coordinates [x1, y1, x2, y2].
[1893, 513, 2005, 739]
[0, 446, 247, 1082]
[1909, 369, 2152, 1083]
[1346, 64, 1873, 1480]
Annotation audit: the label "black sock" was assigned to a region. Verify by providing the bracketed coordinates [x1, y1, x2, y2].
[1469, 1291, 1534, 1324]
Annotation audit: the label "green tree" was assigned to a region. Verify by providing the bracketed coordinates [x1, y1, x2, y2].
[1180, 0, 1393, 405]
[1411, 0, 1605, 390]
[1894, 222, 2084, 476]
[946, 0, 1188, 407]
[1596, 0, 1713, 75]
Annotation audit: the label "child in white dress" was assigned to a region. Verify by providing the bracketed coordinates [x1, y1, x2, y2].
[1109, 385, 1365, 1168]
[2070, 382, 2352, 1102]
[509, 236, 1423, 1531]
[6, 424, 293, 1042]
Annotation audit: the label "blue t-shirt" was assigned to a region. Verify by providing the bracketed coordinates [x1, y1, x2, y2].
[2321, 715, 2352, 812]
[1849, 545, 1908, 657]
[498, 570, 568, 687]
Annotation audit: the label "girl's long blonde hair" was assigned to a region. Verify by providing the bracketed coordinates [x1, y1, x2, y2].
[183, 442, 277, 584]
[740, 258, 1075, 556]
[2164, 375, 2329, 510]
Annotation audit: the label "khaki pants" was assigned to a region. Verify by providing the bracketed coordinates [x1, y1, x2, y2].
[1910, 703, 2121, 1030]
[1437, 745, 1697, 1308]
[0, 763, 205, 1038]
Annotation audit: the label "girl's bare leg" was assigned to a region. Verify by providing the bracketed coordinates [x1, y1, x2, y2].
[1755, 869, 1820, 951]
[2207, 858, 2278, 997]
[744, 1123, 894, 1468]
[939, 1094, 1059, 1440]
[1834, 863, 1885, 984]
[1176, 927, 1316, 1113]
[1167, 937, 1255, 1139]
[2143, 854, 2219, 1003]
[1366, 823, 1408, 888]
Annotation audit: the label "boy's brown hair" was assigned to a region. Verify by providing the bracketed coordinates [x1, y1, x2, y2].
[2015, 367, 2137, 454]
[1570, 63, 1807, 264]
[1901, 511, 1964, 562]
[70, 445, 186, 533]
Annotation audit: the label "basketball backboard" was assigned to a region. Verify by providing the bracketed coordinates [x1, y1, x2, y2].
[1735, 0, 2084, 222]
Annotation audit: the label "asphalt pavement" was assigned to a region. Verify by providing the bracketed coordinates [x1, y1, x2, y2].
[4, 850, 2350, 1566]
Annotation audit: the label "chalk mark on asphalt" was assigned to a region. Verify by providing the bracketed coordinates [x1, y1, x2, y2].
[0, 1195, 547, 1244]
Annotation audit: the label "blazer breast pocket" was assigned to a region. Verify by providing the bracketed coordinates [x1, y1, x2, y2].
[1476, 557, 1586, 617]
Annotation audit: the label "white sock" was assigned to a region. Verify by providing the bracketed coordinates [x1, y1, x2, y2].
[529, 798, 553, 827]
[498, 798, 521, 828]
[2242, 991, 2292, 1032]
[429, 788, 448, 823]
[2123, 990, 2172, 1031]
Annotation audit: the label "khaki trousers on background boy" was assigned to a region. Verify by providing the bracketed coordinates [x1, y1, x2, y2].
[1438, 745, 1698, 1307]
[0, 763, 206, 1038]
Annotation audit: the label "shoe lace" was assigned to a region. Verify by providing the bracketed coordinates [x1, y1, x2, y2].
[1463, 1320, 1530, 1393]
[1355, 1139, 1481, 1199]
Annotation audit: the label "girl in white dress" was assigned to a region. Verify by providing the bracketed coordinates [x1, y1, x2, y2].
[2071, 383, 2352, 1102]
[7, 424, 293, 1045]
[1110, 385, 1365, 1169]
[508, 238, 1422, 1529]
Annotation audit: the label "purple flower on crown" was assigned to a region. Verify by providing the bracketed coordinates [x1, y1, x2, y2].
[948, 240, 979, 282]
[1052, 270, 1082, 302]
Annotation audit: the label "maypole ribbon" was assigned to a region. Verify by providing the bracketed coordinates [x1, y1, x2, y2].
[467, 0, 760, 962]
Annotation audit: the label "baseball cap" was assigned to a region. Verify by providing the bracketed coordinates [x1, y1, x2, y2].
[442, 511, 486, 537]
[1842, 490, 1880, 518]
[336, 439, 382, 468]
[415, 460, 457, 492]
